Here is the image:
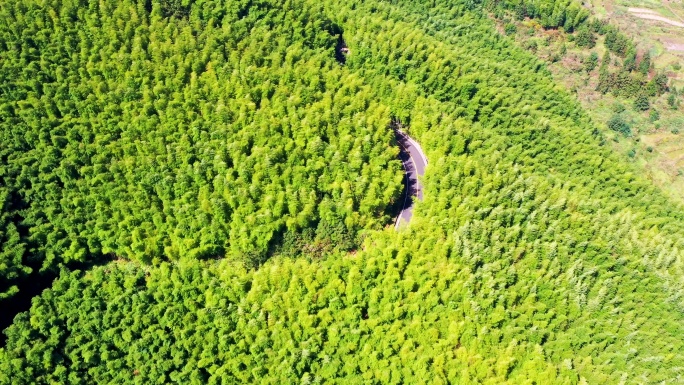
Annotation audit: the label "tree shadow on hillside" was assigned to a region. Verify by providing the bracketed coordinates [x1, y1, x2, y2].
[0, 254, 115, 347]
[335, 35, 349, 65]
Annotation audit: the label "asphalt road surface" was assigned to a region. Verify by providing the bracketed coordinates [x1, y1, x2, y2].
[394, 130, 427, 230]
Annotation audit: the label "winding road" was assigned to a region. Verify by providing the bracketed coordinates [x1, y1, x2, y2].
[394, 130, 427, 230]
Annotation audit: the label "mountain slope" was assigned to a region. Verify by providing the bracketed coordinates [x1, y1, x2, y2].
[1, 0, 684, 383]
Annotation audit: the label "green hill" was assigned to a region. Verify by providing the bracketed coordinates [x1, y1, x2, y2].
[2, 0, 684, 383]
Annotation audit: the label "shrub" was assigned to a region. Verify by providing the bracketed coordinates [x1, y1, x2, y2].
[575, 26, 596, 48]
[607, 114, 631, 136]
[504, 23, 517, 35]
[634, 93, 650, 111]
[668, 94, 677, 109]
[649, 109, 660, 122]
[584, 52, 599, 72]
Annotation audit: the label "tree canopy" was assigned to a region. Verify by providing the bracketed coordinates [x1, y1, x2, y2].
[0, 0, 403, 280]
[2, 0, 684, 383]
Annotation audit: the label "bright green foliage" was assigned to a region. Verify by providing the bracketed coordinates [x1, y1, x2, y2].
[4, 0, 684, 384]
[0, 186, 29, 300]
[0, 260, 573, 384]
[0, 0, 403, 272]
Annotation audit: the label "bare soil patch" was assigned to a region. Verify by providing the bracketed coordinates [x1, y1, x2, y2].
[663, 40, 684, 51]
[628, 7, 660, 14]
[629, 8, 684, 27]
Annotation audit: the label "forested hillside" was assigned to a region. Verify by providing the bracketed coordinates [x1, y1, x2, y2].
[0, 0, 403, 296]
[490, 0, 684, 202]
[2, 0, 684, 383]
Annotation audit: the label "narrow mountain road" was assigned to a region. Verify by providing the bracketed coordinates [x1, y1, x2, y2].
[394, 130, 427, 230]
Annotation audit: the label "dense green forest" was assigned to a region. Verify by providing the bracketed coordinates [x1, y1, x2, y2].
[0, 0, 404, 294]
[2, 0, 684, 383]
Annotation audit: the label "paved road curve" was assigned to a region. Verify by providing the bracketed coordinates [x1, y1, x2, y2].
[394, 130, 427, 230]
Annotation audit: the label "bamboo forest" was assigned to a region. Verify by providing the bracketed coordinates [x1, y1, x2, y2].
[1, 0, 684, 383]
